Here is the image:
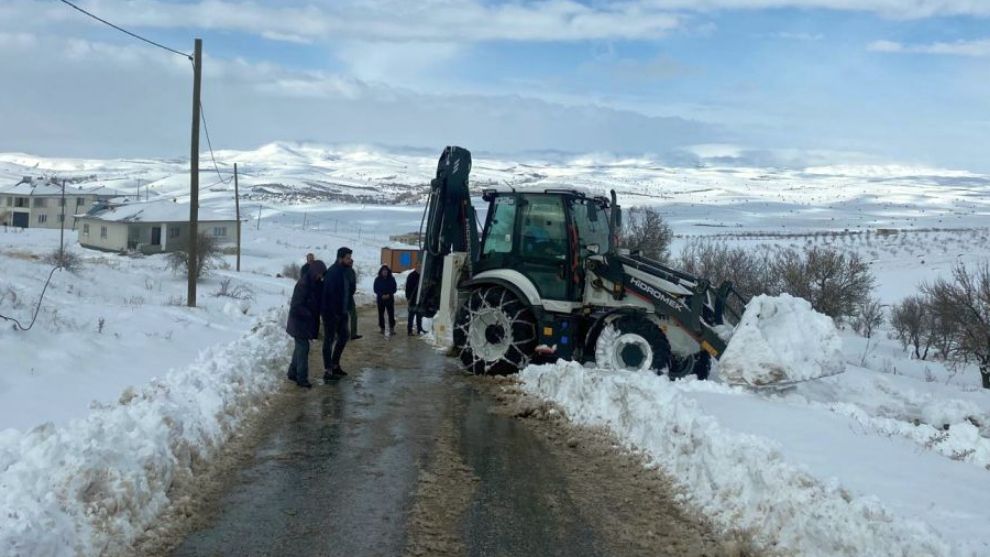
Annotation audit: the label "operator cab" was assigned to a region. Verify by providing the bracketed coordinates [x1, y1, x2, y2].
[477, 188, 613, 302]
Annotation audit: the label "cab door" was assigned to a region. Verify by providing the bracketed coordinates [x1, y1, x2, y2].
[516, 194, 576, 301]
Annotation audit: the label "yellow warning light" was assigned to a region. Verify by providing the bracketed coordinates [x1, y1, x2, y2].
[543, 327, 554, 337]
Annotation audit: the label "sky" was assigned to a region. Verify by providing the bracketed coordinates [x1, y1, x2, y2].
[0, 0, 988, 171]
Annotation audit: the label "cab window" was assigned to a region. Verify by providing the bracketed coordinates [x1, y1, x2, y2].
[482, 196, 516, 256]
[569, 198, 610, 257]
[519, 196, 567, 260]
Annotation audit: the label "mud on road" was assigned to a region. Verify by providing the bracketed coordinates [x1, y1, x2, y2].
[135, 308, 749, 557]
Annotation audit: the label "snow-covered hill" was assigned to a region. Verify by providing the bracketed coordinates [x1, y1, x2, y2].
[3, 142, 989, 233]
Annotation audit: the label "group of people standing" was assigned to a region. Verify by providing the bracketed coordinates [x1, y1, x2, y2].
[285, 248, 425, 389]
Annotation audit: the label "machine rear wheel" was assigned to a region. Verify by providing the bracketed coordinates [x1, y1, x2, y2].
[454, 286, 537, 375]
[594, 316, 671, 374]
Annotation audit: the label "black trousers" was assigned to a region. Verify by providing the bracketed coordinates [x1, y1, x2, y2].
[407, 308, 423, 333]
[322, 315, 349, 370]
[377, 297, 396, 330]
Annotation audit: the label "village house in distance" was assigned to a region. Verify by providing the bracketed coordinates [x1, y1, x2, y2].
[0, 177, 119, 230]
[77, 198, 238, 254]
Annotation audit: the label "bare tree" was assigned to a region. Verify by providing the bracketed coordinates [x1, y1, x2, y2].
[852, 296, 884, 339]
[923, 263, 990, 389]
[890, 295, 934, 360]
[167, 232, 224, 282]
[620, 207, 674, 262]
[678, 240, 775, 315]
[772, 246, 875, 320]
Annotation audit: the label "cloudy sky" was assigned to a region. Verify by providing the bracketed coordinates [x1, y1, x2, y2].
[1, 0, 988, 170]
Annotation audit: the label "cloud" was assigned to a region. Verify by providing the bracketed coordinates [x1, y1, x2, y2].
[868, 38, 990, 57]
[0, 33, 723, 159]
[639, 0, 990, 19]
[772, 31, 824, 41]
[15, 0, 681, 43]
[0, 32, 38, 49]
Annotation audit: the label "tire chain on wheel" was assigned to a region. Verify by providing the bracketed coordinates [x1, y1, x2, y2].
[454, 286, 537, 375]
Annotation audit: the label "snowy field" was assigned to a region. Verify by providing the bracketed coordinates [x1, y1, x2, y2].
[1, 144, 989, 554]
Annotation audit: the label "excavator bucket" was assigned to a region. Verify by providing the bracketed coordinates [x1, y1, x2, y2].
[717, 294, 846, 388]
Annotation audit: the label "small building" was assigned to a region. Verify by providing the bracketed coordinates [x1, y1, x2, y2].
[0, 177, 119, 230]
[381, 247, 421, 273]
[77, 199, 238, 254]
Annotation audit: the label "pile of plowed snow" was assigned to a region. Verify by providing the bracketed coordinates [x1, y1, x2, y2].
[719, 294, 845, 386]
[0, 309, 290, 556]
[520, 362, 956, 556]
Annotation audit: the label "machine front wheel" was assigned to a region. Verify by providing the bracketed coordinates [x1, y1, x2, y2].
[594, 316, 672, 374]
[454, 286, 537, 375]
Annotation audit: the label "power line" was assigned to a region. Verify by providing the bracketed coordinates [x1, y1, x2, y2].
[199, 101, 232, 186]
[58, 0, 192, 60]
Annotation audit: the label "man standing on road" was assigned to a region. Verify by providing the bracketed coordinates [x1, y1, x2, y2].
[346, 265, 362, 341]
[286, 260, 327, 389]
[374, 265, 398, 335]
[321, 247, 353, 381]
[405, 267, 425, 336]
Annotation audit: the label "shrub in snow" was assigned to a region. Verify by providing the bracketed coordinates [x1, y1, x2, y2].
[924, 262, 990, 389]
[44, 248, 83, 272]
[677, 239, 775, 305]
[851, 296, 884, 339]
[281, 262, 301, 280]
[619, 206, 673, 262]
[889, 294, 959, 362]
[771, 246, 875, 320]
[213, 278, 254, 301]
[166, 232, 224, 282]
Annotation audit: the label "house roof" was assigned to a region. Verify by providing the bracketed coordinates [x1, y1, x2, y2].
[0, 181, 88, 197]
[79, 200, 235, 224]
[82, 185, 128, 197]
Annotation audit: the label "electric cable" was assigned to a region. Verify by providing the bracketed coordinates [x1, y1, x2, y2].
[58, 0, 192, 60]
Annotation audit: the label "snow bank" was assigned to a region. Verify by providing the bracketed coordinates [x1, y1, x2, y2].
[719, 294, 845, 386]
[521, 362, 956, 556]
[0, 309, 290, 556]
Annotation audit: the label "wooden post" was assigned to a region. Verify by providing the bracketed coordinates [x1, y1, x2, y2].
[302, 212, 307, 230]
[59, 180, 66, 265]
[234, 162, 241, 272]
[188, 38, 202, 308]
[257, 204, 262, 230]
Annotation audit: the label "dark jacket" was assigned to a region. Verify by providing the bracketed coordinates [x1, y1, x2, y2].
[322, 261, 352, 320]
[405, 269, 420, 303]
[373, 265, 398, 301]
[345, 266, 357, 310]
[286, 260, 326, 340]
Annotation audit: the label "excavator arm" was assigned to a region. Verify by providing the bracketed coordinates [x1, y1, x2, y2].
[414, 146, 479, 318]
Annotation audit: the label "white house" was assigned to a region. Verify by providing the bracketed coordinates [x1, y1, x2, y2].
[0, 178, 119, 230]
[77, 199, 238, 254]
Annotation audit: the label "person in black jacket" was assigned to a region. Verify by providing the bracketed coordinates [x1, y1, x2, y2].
[321, 247, 353, 380]
[405, 268, 425, 335]
[374, 265, 397, 334]
[286, 259, 327, 388]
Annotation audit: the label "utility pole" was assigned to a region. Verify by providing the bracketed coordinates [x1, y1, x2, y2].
[59, 179, 66, 265]
[234, 162, 241, 272]
[187, 38, 202, 308]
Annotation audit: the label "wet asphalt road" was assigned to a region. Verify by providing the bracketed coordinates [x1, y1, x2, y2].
[170, 309, 724, 557]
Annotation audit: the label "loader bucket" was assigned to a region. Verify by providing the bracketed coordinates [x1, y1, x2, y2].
[717, 294, 845, 388]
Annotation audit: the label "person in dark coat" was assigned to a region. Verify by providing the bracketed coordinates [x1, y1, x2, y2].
[374, 265, 397, 334]
[321, 247, 354, 380]
[405, 268, 425, 335]
[346, 265, 361, 340]
[286, 259, 327, 388]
